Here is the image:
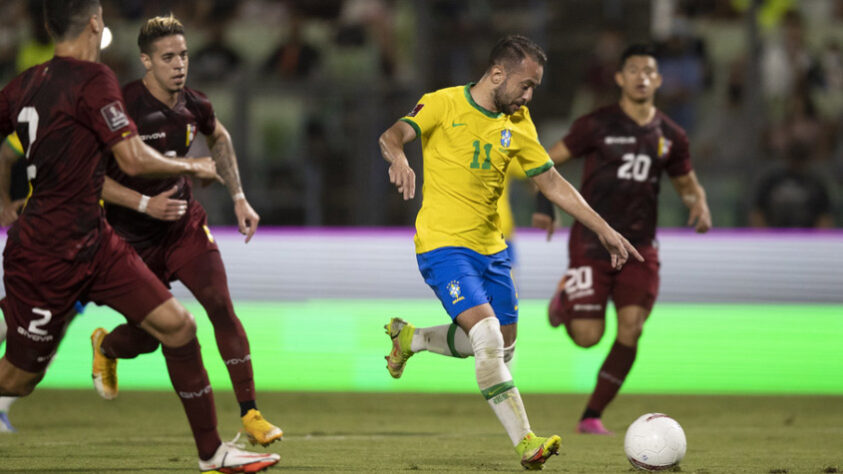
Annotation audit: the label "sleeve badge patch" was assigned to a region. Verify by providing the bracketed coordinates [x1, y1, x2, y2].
[406, 103, 424, 117]
[100, 101, 130, 132]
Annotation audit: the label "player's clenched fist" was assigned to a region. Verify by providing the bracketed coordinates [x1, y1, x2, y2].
[389, 157, 416, 200]
[188, 157, 223, 184]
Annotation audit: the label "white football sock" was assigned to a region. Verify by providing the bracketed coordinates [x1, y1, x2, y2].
[503, 341, 516, 373]
[0, 396, 17, 413]
[410, 324, 473, 357]
[469, 317, 531, 446]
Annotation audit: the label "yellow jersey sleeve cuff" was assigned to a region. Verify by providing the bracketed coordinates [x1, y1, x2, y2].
[524, 160, 554, 177]
[399, 118, 422, 139]
[4, 134, 25, 157]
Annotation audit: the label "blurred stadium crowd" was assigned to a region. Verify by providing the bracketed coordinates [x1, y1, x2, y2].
[0, 0, 839, 228]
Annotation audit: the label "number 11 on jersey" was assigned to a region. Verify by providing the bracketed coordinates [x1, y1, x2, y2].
[471, 140, 492, 169]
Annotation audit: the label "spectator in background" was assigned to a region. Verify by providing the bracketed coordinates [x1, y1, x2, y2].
[750, 139, 833, 228]
[768, 92, 828, 162]
[760, 9, 822, 113]
[695, 60, 754, 174]
[580, 27, 626, 112]
[654, 20, 711, 132]
[190, 2, 243, 83]
[0, 1, 25, 82]
[15, 1, 53, 74]
[262, 12, 320, 79]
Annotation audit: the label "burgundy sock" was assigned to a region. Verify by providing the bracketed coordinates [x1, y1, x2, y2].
[100, 324, 159, 359]
[586, 340, 637, 415]
[161, 338, 220, 460]
[177, 252, 256, 404]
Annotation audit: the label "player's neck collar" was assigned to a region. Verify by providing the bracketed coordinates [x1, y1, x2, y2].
[464, 83, 502, 119]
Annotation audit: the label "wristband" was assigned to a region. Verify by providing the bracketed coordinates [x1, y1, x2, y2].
[232, 192, 245, 202]
[137, 194, 150, 214]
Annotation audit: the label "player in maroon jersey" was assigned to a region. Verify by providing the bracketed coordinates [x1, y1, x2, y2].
[534, 44, 711, 435]
[90, 14, 282, 448]
[0, 2, 278, 471]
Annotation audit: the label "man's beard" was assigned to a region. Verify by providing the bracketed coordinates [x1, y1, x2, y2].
[493, 83, 520, 115]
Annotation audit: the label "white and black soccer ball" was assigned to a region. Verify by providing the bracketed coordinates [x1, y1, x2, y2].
[624, 413, 687, 471]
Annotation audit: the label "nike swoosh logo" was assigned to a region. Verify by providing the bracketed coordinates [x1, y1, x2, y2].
[487, 386, 509, 397]
[452, 122, 467, 127]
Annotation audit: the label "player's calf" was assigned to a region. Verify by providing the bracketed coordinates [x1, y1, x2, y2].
[0, 359, 42, 397]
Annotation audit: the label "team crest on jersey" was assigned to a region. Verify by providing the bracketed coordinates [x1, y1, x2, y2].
[186, 124, 196, 147]
[447, 280, 464, 304]
[407, 103, 424, 117]
[658, 136, 672, 158]
[500, 129, 512, 148]
[100, 101, 130, 131]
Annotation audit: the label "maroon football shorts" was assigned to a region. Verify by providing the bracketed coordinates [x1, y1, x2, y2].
[2, 225, 172, 372]
[556, 246, 660, 321]
[133, 202, 219, 286]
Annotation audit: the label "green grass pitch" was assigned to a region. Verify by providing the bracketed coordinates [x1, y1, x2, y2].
[1, 300, 842, 472]
[1, 391, 841, 472]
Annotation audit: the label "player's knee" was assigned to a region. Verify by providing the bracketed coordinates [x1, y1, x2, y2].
[503, 341, 515, 364]
[617, 319, 644, 343]
[569, 324, 603, 347]
[154, 305, 197, 347]
[468, 317, 504, 359]
[469, 317, 508, 389]
[196, 287, 234, 324]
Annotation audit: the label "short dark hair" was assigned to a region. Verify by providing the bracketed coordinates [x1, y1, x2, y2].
[138, 14, 185, 54]
[488, 34, 547, 71]
[618, 43, 658, 70]
[43, 0, 100, 41]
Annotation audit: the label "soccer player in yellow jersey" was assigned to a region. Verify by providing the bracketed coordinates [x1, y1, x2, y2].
[0, 133, 25, 432]
[378, 35, 642, 469]
[498, 159, 525, 257]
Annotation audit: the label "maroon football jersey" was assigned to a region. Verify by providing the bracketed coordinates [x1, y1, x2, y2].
[0, 56, 137, 260]
[563, 104, 692, 259]
[105, 80, 216, 248]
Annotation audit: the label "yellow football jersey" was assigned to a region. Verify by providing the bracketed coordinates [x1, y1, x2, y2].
[401, 83, 553, 255]
[498, 158, 526, 241]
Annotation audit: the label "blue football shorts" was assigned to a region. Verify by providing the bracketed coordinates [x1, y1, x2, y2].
[416, 246, 519, 325]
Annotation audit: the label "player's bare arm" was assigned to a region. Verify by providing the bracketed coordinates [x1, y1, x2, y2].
[0, 141, 24, 226]
[101, 177, 186, 221]
[379, 120, 417, 200]
[670, 171, 711, 233]
[112, 135, 222, 182]
[205, 120, 260, 242]
[547, 139, 573, 165]
[531, 167, 643, 269]
[531, 140, 575, 238]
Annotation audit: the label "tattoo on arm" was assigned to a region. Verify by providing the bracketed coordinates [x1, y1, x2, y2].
[209, 132, 243, 198]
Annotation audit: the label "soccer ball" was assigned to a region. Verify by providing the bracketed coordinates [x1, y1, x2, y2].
[624, 413, 686, 471]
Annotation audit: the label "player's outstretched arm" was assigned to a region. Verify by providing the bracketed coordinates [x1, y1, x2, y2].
[532, 140, 574, 240]
[670, 171, 711, 233]
[112, 135, 222, 183]
[101, 177, 187, 221]
[205, 120, 259, 243]
[378, 120, 417, 200]
[0, 140, 24, 226]
[531, 167, 643, 269]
